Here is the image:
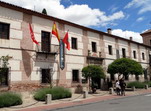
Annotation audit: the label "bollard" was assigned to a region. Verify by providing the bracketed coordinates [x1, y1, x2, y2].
[109, 87, 113, 94]
[83, 91, 88, 98]
[45, 94, 52, 104]
[145, 84, 148, 90]
[132, 86, 135, 91]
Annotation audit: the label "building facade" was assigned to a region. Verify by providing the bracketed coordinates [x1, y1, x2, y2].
[0, 1, 151, 91]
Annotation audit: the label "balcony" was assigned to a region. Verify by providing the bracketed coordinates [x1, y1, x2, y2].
[35, 44, 59, 58]
[87, 50, 104, 65]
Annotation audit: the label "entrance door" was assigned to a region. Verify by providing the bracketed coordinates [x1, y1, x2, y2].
[92, 77, 101, 89]
[0, 68, 8, 86]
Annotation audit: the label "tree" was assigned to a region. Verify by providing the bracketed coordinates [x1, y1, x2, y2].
[107, 58, 143, 80]
[42, 8, 47, 15]
[82, 65, 105, 92]
[0, 55, 12, 85]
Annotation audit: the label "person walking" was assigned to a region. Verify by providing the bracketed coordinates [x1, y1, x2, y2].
[115, 80, 121, 95]
[119, 79, 126, 96]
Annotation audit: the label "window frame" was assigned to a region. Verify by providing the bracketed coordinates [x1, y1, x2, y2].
[72, 69, 79, 83]
[133, 50, 137, 59]
[0, 22, 10, 39]
[142, 52, 145, 60]
[122, 48, 126, 58]
[108, 45, 113, 55]
[71, 37, 77, 49]
[92, 42, 97, 52]
[41, 31, 51, 52]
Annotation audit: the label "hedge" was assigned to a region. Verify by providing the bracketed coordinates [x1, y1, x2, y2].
[143, 81, 151, 87]
[127, 81, 145, 88]
[0, 92, 22, 108]
[34, 87, 72, 101]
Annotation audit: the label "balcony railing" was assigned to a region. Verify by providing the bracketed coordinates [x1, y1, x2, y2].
[87, 50, 102, 58]
[35, 44, 59, 54]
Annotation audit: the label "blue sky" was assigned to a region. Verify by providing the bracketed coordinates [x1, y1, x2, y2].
[1, 0, 151, 43]
[61, 0, 151, 33]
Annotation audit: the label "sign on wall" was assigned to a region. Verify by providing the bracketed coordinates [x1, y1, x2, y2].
[59, 40, 65, 70]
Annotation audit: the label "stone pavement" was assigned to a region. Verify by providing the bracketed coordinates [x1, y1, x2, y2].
[1, 88, 151, 111]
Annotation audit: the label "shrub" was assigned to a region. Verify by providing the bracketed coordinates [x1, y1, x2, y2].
[34, 87, 72, 101]
[143, 81, 151, 87]
[0, 92, 22, 108]
[127, 81, 145, 88]
[34, 88, 52, 101]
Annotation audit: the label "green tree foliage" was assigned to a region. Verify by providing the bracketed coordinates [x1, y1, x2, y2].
[82, 65, 105, 91]
[107, 58, 143, 78]
[0, 55, 12, 72]
[82, 65, 105, 79]
[42, 8, 47, 15]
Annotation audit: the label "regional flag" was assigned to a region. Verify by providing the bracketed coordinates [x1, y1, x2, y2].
[29, 24, 39, 45]
[52, 22, 60, 42]
[63, 31, 70, 50]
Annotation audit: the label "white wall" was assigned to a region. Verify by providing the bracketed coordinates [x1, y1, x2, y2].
[103, 35, 116, 59]
[118, 40, 129, 57]
[87, 31, 101, 57]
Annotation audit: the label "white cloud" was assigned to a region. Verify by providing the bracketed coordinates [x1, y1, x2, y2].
[112, 29, 143, 43]
[0, 0, 125, 27]
[136, 17, 144, 22]
[125, 0, 151, 14]
[108, 5, 118, 13]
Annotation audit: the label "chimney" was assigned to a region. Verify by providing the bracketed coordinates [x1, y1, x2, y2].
[107, 28, 112, 34]
[130, 37, 133, 41]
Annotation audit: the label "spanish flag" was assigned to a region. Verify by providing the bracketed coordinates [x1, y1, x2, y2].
[52, 22, 60, 42]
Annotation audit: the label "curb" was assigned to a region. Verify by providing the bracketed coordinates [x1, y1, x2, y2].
[47, 91, 151, 111]
[11, 89, 151, 111]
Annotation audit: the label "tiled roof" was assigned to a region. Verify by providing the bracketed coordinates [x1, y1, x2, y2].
[141, 29, 151, 35]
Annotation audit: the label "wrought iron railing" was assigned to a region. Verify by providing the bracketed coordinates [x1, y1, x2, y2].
[35, 44, 59, 54]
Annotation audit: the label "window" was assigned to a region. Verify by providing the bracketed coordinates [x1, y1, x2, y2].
[0, 68, 8, 86]
[133, 51, 136, 59]
[122, 48, 126, 58]
[144, 69, 148, 80]
[142, 52, 145, 60]
[108, 45, 113, 55]
[41, 31, 50, 52]
[149, 54, 151, 66]
[72, 70, 79, 82]
[92, 42, 97, 52]
[41, 69, 51, 83]
[71, 37, 77, 49]
[0, 22, 10, 39]
[111, 74, 115, 81]
[125, 75, 129, 80]
[135, 75, 139, 81]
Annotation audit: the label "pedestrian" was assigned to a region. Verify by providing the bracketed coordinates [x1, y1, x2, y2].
[119, 79, 126, 96]
[115, 80, 121, 95]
